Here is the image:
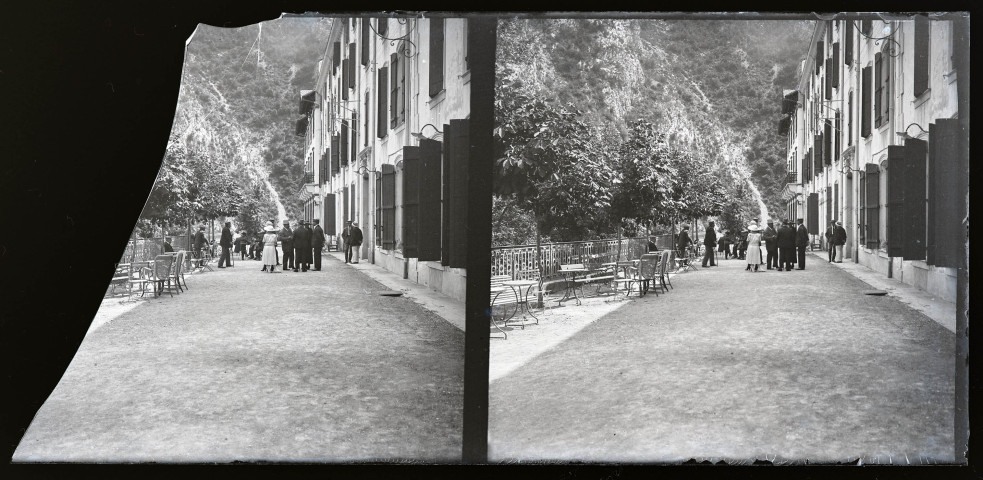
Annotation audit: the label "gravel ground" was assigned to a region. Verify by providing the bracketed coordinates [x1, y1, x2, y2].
[13, 254, 464, 463]
[488, 256, 955, 464]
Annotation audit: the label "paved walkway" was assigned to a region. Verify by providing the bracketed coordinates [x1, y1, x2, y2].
[488, 255, 956, 464]
[13, 253, 464, 463]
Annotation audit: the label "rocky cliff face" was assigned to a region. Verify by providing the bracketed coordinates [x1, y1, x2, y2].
[169, 17, 331, 221]
[497, 18, 813, 224]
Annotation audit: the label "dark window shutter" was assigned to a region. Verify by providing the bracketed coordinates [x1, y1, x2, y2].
[845, 21, 854, 65]
[333, 42, 341, 70]
[351, 113, 358, 161]
[803, 147, 811, 180]
[350, 182, 356, 229]
[342, 186, 349, 224]
[815, 41, 823, 75]
[886, 146, 905, 257]
[874, 52, 883, 128]
[834, 183, 839, 222]
[903, 138, 928, 260]
[402, 146, 420, 258]
[390, 54, 398, 128]
[861, 66, 872, 137]
[377, 17, 388, 36]
[341, 59, 349, 100]
[340, 120, 349, 166]
[377, 67, 388, 138]
[381, 163, 396, 249]
[448, 118, 469, 268]
[319, 151, 327, 183]
[865, 163, 880, 249]
[847, 93, 853, 146]
[464, 19, 470, 71]
[331, 135, 340, 175]
[375, 174, 382, 244]
[834, 112, 841, 162]
[861, 19, 871, 36]
[441, 123, 451, 266]
[348, 43, 357, 89]
[814, 134, 823, 177]
[364, 93, 369, 146]
[824, 121, 832, 166]
[418, 139, 442, 261]
[429, 18, 445, 97]
[323, 194, 336, 236]
[807, 193, 819, 233]
[831, 43, 840, 88]
[824, 58, 832, 100]
[930, 119, 964, 268]
[913, 15, 930, 97]
[361, 21, 370, 67]
[859, 171, 866, 245]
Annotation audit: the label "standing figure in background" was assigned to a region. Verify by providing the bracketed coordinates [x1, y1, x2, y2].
[717, 231, 731, 259]
[261, 225, 278, 272]
[292, 220, 312, 272]
[342, 220, 353, 263]
[702, 221, 717, 267]
[762, 220, 779, 270]
[217, 221, 233, 268]
[349, 222, 364, 264]
[745, 222, 763, 272]
[777, 220, 796, 272]
[677, 225, 692, 255]
[312, 219, 325, 270]
[279, 220, 295, 272]
[825, 220, 837, 263]
[193, 226, 207, 268]
[832, 221, 847, 263]
[795, 218, 809, 270]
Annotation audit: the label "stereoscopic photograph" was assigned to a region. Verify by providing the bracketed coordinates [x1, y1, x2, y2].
[487, 14, 967, 464]
[12, 14, 473, 463]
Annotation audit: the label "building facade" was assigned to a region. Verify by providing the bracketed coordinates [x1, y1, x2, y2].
[296, 16, 472, 302]
[779, 16, 967, 302]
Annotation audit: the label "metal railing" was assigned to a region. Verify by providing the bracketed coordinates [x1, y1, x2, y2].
[491, 234, 675, 280]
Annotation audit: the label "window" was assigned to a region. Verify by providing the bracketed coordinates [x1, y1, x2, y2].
[377, 17, 388, 36]
[861, 66, 872, 137]
[845, 20, 854, 65]
[390, 49, 406, 128]
[377, 66, 388, 138]
[859, 170, 866, 245]
[864, 163, 880, 249]
[364, 92, 370, 146]
[913, 15, 930, 97]
[815, 41, 823, 75]
[874, 49, 891, 128]
[429, 18, 444, 97]
[847, 92, 853, 145]
[463, 19, 469, 71]
[361, 19, 370, 67]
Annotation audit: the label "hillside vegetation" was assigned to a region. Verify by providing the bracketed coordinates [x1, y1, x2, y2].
[494, 19, 813, 244]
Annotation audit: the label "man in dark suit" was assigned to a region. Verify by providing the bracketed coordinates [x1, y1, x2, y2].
[311, 219, 325, 271]
[163, 237, 174, 253]
[342, 220, 353, 263]
[193, 226, 207, 268]
[292, 220, 311, 272]
[217, 221, 233, 268]
[677, 225, 692, 253]
[701, 221, 717, 267]
[825, 220, 837, 263]
[795, 218, 809, 270]
[349, 222, 364, 264]
[776, 220, 796, 271]
[762, 220, 779, 270]
[832, 220, 847, 263]
[279, 220, 295, 271]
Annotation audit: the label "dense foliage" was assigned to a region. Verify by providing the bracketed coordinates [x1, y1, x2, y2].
[494, 18, 812, 246]
[138, 18, 331, 237]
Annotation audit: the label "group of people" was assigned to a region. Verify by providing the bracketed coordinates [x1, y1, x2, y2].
[258, 219, 326, 273]
[675, 218, 829, 272]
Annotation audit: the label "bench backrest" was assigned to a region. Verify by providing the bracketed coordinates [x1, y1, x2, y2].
[559, 264, 586, 271]
[638, 254, 661, 279]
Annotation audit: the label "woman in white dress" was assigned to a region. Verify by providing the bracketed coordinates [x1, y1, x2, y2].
[745, 223, 763, 272]
[261, 224, 279, 272]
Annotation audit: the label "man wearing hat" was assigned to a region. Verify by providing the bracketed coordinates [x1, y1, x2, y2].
[795, 218, 809, 270]
[824, 220, 837, 263]
[292, 220, 311, 272]
[776, 220, 796, 271]
[218, 221, 233, 268]
[311, 219, 325, 271]
[701, 221, 717, 267]
[677, 225, 693, 255]
[762, 220, 779, 270]
[342, 220, 354, 263]
[193, 226, 207, 268]
[278, 220, 295, 271]
[349, 222, 364, 264]
[832, 220, 847, 263]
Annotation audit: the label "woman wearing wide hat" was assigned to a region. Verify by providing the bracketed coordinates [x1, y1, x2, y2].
[261, 224, 279, 272]
[745, 222, 764, 271]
